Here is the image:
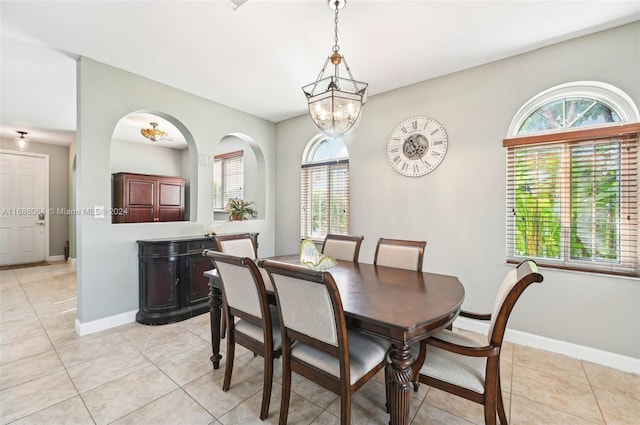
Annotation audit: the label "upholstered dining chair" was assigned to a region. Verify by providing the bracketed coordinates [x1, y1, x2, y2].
[260, 259, 391, 425]
[373, 237, 426, 271]
[321, 234, 364, 262]
[213, 233, 258, 259]
[206, 252, 281, 420]
[413, 260, 543, 425]
[213, 233, 260, 338]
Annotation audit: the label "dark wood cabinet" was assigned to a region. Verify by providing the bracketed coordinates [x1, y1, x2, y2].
[136, 233, 258, 325]
[137, 236, 216, 325]
[112, 172, 185, 223]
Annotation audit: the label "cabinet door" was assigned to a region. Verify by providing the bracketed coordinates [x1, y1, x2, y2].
[140, 259, 179, 311]
[158, 180, 184, 221]
[184, 254, 214, 306]
[127, 178, 156, 222]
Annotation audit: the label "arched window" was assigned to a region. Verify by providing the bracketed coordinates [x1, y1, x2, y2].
[504, 82, 639, 277]
[300, 136, 350, 239]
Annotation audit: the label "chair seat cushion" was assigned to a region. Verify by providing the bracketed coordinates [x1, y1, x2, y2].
[291, 330, 390, 385]
[234, 305, 282, 350]
[415, 330, 487, 394]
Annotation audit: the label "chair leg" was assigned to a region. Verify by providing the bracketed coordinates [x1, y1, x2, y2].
[279, 354, 292, 425]
[484, 399, 497, 425]
[340, 390, 351, 425]
[411, 342, 427, 392]
[497, 372, 508, 425]
[222, 329, 235, 391]
[484, 379, 498, 425]
[260, 351, 274, 420]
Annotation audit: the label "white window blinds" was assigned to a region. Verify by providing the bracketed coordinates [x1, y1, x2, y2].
[213, 150, 244, 209]
[504, 124, 639, 277]
[300, 159, 350, 239]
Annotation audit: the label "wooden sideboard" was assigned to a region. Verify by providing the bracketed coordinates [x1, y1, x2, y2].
[136, 233, 258, 325]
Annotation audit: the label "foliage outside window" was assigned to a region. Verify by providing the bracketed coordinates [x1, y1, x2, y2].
[301, 138, 350, 240]
[505, 95, 639, 277]
[213, 150, 243, 210]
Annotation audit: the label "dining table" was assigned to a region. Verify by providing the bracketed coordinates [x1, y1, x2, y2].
[205, 254, 465, 425]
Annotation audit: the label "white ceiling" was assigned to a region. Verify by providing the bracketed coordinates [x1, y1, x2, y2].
[1, 0, 639, 147]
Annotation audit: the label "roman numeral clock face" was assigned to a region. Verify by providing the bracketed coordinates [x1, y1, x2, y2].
[387, 116, 448, 177]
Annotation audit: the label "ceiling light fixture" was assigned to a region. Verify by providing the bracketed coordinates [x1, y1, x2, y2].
[14, 131, 30, 151]
[140, 122, 167, 142]
[302, 0, 368, 138]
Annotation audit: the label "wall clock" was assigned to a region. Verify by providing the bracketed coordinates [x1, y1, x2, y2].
[386, 116, 448, 177]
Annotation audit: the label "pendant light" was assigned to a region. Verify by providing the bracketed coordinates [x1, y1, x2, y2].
[302, 0, 368, 138]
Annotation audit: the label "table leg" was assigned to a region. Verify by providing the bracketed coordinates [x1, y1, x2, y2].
[208, 284, 223, 369]
[386, 343, 413, 425]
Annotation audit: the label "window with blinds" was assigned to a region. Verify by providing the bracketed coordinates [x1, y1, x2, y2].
[301, 160, 350, 239]
[213, 150, 244, 209]
[504, 124, 639, 277]
[300, 137, 350, 240]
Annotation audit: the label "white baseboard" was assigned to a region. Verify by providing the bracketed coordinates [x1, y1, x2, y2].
[454, 317, 640, 374]
[75, 310, 137, 336]
[47, 255, 65, 262]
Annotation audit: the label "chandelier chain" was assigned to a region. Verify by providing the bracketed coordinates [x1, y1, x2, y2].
[333, 2, 340, 53]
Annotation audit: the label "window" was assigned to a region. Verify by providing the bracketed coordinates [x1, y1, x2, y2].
[301, 137, 350, 239]
[213, 150, 243, 209]
[505, 83, 639, 277]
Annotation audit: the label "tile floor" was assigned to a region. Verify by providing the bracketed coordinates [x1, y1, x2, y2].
[1, 262, 639, 424]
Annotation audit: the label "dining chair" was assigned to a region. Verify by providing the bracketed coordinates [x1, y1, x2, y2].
[321, 234, 364, 262]
[373, 237, 426, 271]
[213, 233, 260, 338]
[413, 260, 543, 425]
[261, 259, 391, 425]
[213, 233, 258, 259]
[206, 251, 282, 420]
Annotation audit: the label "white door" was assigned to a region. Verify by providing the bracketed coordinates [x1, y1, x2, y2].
[0, 152, 47, 266]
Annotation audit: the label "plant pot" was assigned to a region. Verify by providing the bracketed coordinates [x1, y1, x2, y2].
[230, 213, 243, 221]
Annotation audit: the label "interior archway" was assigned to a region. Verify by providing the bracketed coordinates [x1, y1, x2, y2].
[211, 132, 266, 221]
[110, 111, 198, 221]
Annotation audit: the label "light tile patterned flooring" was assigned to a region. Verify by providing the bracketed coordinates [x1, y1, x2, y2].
[1, 262, 639, 424]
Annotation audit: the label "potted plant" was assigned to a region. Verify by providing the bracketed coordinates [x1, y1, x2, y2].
[224, 198, 258, 221]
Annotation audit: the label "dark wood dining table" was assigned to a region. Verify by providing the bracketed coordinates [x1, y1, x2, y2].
[205, 255, 465, 425]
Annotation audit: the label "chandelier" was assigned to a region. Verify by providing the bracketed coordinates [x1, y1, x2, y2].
[302, 0, 368, 138]
[15, 131, 30, 151]
[140, 122, 167, 142]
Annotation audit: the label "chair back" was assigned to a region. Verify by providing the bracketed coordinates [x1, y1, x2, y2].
[214, 233, 257, 259]
[487, 260, 543, 346]
[262, 260, 346, 352]
[206, 251, 269, 322]
[374, 238, 426, 271]
[321, 234, 364, 262]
